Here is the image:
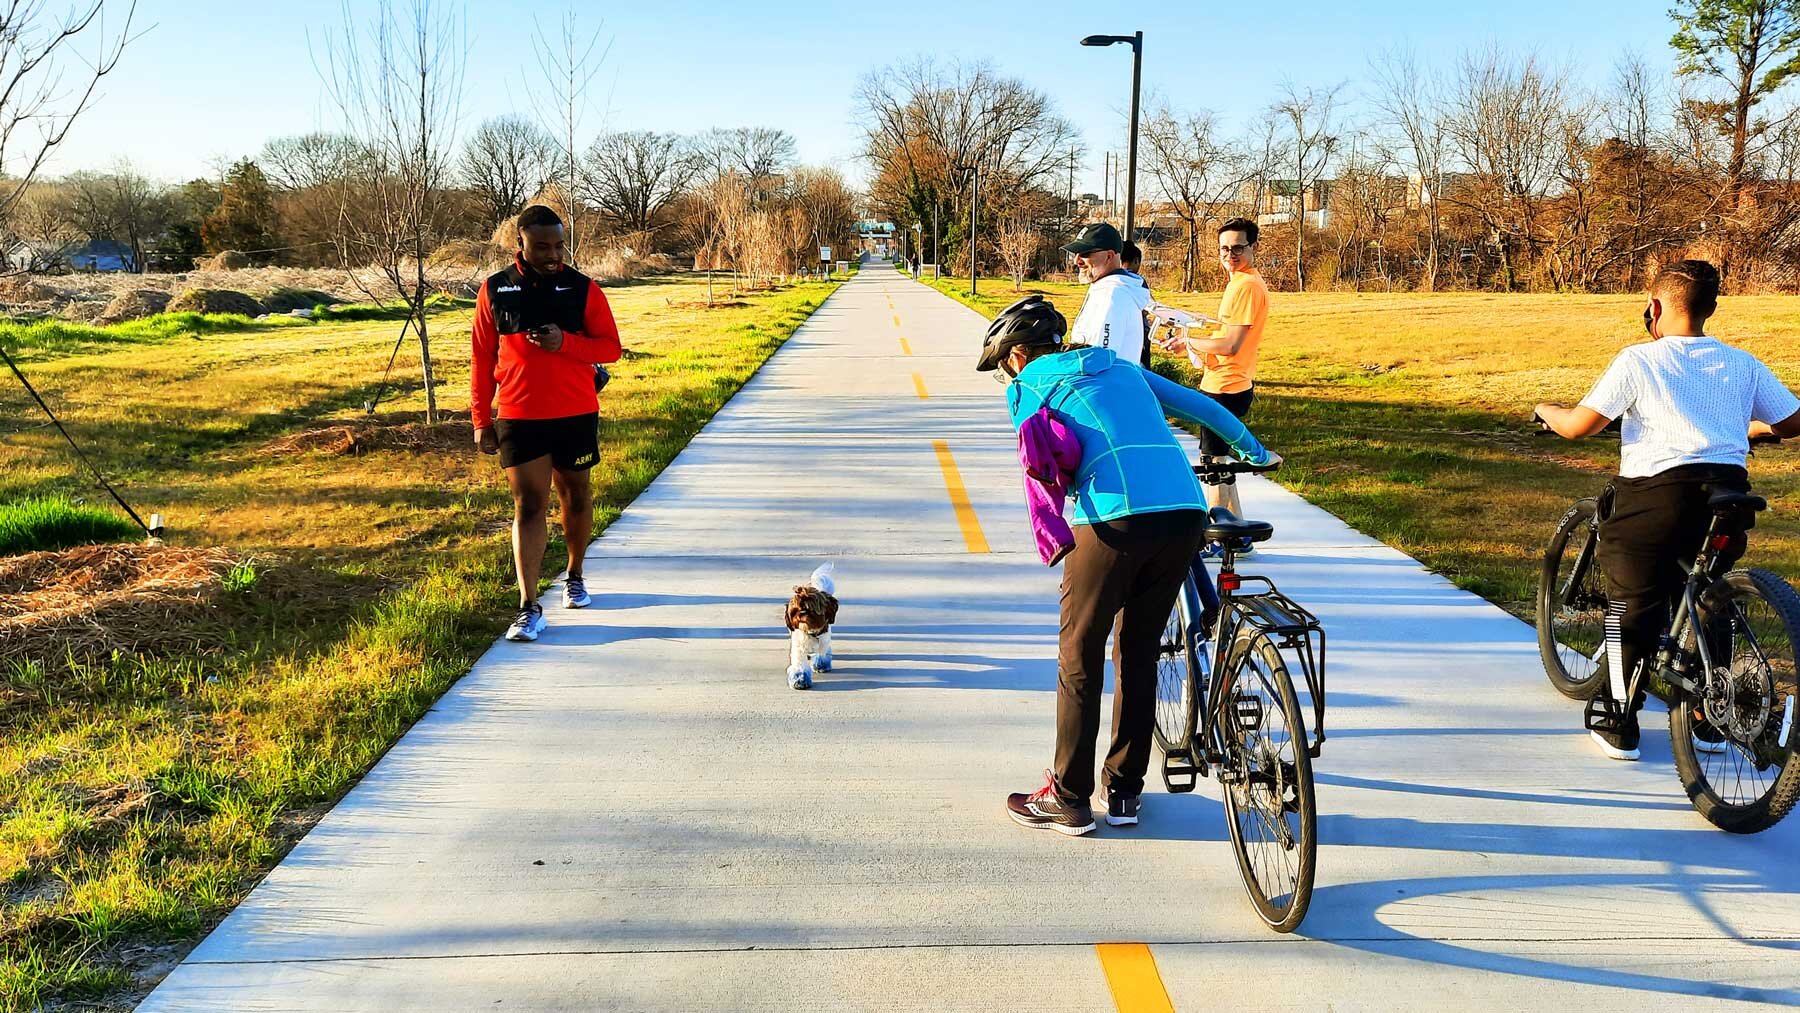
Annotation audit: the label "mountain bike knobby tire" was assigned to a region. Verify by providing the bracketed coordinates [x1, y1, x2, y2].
[1670, 568, 1800, 834]
[1538, 497, 1609, 700]
[1218, 627, 1317, 932]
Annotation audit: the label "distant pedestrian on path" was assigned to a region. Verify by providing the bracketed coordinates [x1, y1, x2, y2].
[1064, 223, 1152, 367]
[1159, 217, 1269, 520]
[977, 295, 1277, 836]
[471, 205, 623, 643]
[1121, 240, 1154, 367]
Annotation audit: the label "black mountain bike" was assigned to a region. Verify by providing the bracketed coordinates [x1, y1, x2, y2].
[1154, 460, 1328, 932]
[1538, 458, 1800, 833]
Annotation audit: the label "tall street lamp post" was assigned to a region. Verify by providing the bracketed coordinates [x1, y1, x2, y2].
[1081, 31, 1143, 245]
[956, 162, 981, 296]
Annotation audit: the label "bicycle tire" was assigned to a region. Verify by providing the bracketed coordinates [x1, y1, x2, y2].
[1537, 497, 1609, 700]
[1217, 627, 1317, 932]
[1153, 575, 1205, 755]
[1670, 568, 1800, 834]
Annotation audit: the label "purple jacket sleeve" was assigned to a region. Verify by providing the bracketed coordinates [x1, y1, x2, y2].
[1019, 408, 1081, 565]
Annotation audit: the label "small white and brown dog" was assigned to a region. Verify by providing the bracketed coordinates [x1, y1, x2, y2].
[784, 563, 838, 690]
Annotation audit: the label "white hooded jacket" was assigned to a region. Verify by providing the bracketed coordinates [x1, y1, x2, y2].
[1067, 270, 1153, 366]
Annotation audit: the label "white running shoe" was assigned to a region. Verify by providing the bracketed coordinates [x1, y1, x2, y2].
[1590, 729, 1641, 762]
[564, 575, 590, 609]
[506, 602, 546, 642]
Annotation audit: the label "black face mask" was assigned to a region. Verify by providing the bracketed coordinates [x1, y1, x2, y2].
[1643, 305, 1655, 336]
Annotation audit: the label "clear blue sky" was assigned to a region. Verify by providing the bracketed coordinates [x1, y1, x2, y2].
[60, 0, 1684, 191]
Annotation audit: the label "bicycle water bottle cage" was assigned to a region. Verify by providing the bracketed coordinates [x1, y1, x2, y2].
[1204, 507, 1274, 545]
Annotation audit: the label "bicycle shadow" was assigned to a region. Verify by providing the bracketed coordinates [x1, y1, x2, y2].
[1302, 811, 1800, 1002]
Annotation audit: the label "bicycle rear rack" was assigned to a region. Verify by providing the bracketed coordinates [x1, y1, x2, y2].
[1228, 578, 1328, 758]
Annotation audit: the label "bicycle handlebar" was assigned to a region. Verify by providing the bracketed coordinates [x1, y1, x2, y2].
[1194, 458, 1281, 482]
[1532, 413, 1781, 446]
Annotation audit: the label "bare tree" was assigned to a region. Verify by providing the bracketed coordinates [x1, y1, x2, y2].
[1370, 47, 1448, 290]
[317, 0, 466, 424]
[996, 216, 1039, 289]
[1141, 102, 1247, 290]
[260, 132, 363, 192]
[461, 114, 555, 228]
[5, 181, 75, 269]
[1272, 82, 1342, 291]
[528, 11, 610, 265]
[582, 130, 699, 238]
[66, 160, 166, 271]
[859, 59, 1080, 267]
[697, 126, 797, 184]
[1444, 46, 1571, 290]
[0, 1, 137, 234]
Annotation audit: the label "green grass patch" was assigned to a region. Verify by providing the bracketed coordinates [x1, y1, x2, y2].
[0, 311, 312, 358]
[0, 495, 138, 555]
[311, 294, 471, 323]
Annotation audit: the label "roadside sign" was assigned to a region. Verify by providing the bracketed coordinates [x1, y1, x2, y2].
[819, 246, 832, 263]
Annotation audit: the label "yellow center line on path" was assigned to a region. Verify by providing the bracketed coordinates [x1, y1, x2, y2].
[894, 314, 902, 327]
[912, 373, 929, 400]
[1096, 943, 1175, 1013]
[931, 440, 989, 554]
[899, 337, 913, 355]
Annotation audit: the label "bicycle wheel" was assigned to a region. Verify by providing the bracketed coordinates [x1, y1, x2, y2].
[1537, 497, 1609, 700]
[1153, 576, 1206, 754]
[1217, 627, 1316, 932]
[1670, 568, 1800, 834]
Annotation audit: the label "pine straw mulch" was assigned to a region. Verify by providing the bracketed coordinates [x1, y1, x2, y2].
[0, 544, 359, 671]
[260, 417, 475, 457]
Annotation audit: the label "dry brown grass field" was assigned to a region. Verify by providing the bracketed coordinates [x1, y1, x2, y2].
[930, 272, 1800, 611]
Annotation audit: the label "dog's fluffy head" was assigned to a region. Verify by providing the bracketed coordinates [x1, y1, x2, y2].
[786, 585, 838, 634]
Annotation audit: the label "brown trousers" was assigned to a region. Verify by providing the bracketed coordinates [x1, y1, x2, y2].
[1053, 510, 1204, 802]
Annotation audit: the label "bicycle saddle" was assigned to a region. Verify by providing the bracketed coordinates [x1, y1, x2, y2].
[1707, 488, 1767, 514]
[1205, 506, 1275, 545]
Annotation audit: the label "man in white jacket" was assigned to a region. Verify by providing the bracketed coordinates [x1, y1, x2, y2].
[1062, 223, 1152, 366]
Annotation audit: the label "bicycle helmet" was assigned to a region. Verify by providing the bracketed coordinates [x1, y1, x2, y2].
[976, 295, 1067, 374]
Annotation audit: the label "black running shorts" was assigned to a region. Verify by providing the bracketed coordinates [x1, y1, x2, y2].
[1196, 387, 1254, 459]
[493, 412, 600, 471]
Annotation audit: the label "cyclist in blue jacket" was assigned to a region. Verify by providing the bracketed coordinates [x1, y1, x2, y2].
[978, 295, 1277, 835]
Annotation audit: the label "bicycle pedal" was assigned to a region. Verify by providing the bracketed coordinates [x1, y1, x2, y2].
[1233, 693, 1264, 731]
[1161, 754, 1201, 794]
[1584, 695, 1631, 734]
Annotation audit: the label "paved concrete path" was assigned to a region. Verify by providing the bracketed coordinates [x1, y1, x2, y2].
[144, 262, 1800, 1011]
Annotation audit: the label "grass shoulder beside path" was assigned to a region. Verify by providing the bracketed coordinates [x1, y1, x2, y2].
[916, 272, 1800, 611]
[0, 274, 840, 1010]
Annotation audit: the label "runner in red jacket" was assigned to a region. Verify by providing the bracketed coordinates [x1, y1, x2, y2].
[471, 204, 622, 642]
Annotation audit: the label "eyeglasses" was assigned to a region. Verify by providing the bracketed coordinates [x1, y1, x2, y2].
[1219, 243, 1252, 255]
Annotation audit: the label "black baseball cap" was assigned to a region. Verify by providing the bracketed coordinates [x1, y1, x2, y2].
[1062, 222, 1123, 256]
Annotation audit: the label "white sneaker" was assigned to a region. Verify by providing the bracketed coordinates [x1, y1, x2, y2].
[1590, 729, 1640, 762]
[506, 602, 546, 642]
[563, 575, 590, 609]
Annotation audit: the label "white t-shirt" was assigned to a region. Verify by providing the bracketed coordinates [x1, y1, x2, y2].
[1068, 270, 1152, 366]
[1580, 334, 1800, 478]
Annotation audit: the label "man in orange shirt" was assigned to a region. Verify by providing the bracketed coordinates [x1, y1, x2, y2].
[471, 205, 623, 642]
[1161, 216, 1268, 518]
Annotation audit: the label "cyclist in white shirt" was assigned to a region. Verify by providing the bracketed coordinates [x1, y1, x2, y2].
[1536, 260, 1800, 760]
[1062, 223, 1152, 366]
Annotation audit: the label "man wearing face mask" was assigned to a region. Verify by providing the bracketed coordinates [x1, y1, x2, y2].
[1062, 223, 1152, 366]
[1536, 260, 1800, 760]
